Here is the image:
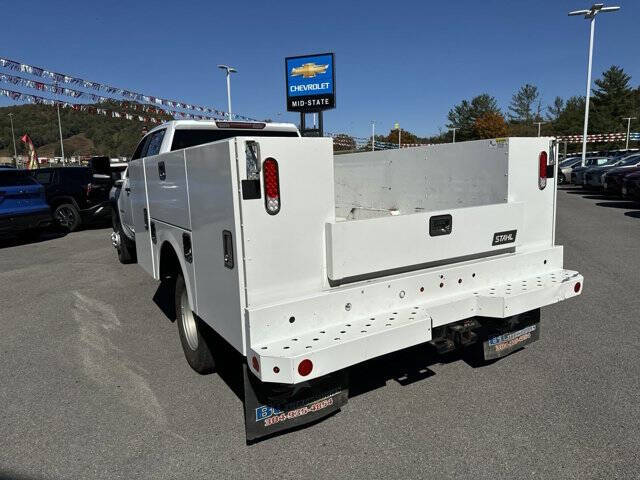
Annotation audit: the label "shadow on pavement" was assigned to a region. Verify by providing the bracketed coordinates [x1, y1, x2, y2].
[559, 185, 640, 218]
[0, 228, 67, 249]
[0, 220, 110, 250]
[595, 201, 640, 210]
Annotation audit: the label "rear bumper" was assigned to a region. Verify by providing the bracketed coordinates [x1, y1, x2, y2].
[0, 210, 52, 232]
[246, 246, 582, 384]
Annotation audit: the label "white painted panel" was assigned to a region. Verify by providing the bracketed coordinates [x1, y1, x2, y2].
[144, 150, 190, 230]
[128, 159, 154, 276]
[507, 137, 555, 250]
[185, 140, 246, 354]
[326, 202, 524, 281]
[237, 137, 335, 307]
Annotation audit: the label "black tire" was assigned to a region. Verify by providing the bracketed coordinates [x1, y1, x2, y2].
[53, 203, 81, 232]
[558, 173, 566, 185]
[112, 211, 137, 264]
[175, 273, 215, 374]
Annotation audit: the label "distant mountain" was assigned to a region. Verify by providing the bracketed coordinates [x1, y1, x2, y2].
[0, 101, 173, 158]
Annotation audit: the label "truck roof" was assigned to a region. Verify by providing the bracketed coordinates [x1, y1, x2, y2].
[148, 119, 299, 135]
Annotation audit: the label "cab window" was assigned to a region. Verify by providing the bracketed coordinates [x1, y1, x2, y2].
[146, 129, 166, 157]
[131, 136, 150, 160]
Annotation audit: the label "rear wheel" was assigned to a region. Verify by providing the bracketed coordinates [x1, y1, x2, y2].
[175, 273, 215, 374]
[54, 203, 81, 232]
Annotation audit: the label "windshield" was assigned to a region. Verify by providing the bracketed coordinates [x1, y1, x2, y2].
[560, 158, 580, 167]
[619, 155, 640, 166]
[598, 158, 618, 166]
[171, 129, 299, 151]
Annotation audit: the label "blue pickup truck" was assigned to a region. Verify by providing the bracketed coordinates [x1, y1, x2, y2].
[0, 169, 52, 236]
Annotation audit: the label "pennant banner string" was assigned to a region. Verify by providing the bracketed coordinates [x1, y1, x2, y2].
[0, 87, 233, 124]
[0, 56, 258, 121]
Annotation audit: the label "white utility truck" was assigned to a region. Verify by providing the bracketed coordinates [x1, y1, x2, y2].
[112, 120, 583, 441]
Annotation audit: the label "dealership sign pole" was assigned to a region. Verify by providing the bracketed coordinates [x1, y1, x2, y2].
[285, 53, 335, 137]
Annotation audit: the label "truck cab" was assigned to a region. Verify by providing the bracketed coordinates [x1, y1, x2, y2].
[111, 120, 299, 262]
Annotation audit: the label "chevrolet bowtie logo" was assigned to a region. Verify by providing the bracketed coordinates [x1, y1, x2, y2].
[291, 62, 329, 78]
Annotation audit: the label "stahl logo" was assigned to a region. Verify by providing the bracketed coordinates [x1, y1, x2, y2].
[492, 229, 517, 246]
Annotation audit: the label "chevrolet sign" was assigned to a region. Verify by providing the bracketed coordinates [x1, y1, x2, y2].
[285, 53, 335, 113]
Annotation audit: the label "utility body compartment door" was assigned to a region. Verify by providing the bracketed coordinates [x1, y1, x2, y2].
[326, 202, 524, 282]
[128, 159, 154, 276]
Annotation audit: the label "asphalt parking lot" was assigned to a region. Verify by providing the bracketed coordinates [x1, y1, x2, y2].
[1, 188, 639, 480]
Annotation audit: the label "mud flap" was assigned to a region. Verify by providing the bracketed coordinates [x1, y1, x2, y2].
[243, 364, 348, 443]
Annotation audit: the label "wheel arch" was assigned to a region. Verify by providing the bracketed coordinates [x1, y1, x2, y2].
[159, 238, 195, 312]
[49, 195, 79, 209]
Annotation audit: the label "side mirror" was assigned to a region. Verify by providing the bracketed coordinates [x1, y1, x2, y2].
[114, 179, 124, 187]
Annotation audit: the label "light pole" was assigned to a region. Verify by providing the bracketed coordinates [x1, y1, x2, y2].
[534, 121, 545, 137]
[569, 3, 620, 166]
[371, 121, 376, 151]
[217, 64, 237, 120]
[622, 117, 636, 150]
[449, 127, 458, 143]
[8, 113, 17, 166]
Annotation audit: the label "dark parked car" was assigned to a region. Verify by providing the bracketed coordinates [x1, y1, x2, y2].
[621, 171, 640, 201]
[603, 165, 640, 196]
[570, 157, 611, 184]
[0, 169, 51, 236]
[585, 154, 640, 189]
[29, 166, 113, 231]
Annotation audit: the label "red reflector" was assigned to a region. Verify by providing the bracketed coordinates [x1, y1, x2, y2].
[263, 157, 280, 215]
[539, 151, 548, 190]
[297, 359, 313, 377]
[251, 356, 259, 372]
[574, 282, 581, 293]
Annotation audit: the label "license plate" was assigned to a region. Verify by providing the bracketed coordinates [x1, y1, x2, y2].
[483, 324, 540, 360]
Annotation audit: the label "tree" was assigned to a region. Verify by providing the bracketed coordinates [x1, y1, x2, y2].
[447, 94, 501, 141]
[547, 96, 565, 121]
[385, 128, 419, 145]
[508, 84, 541, 123]
[591, 65, 634, 133]
[553, 96, 586, 136]
[473, 112, 508, 139]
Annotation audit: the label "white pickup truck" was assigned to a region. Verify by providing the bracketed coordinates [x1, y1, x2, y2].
[111, 120, 583, 441]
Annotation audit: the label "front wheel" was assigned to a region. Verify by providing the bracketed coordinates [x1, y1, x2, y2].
[175, 273, 215, 374]
[111, 212, 136, 264]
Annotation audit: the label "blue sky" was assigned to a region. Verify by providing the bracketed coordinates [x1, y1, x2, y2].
[1, 0, 639, 138]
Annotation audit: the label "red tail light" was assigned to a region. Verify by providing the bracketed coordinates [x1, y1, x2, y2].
[263, 158, 280, 215]
[539, 151, 548, 190]
[298, 359, 313, 377]
[84, 183, 92, 197]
